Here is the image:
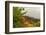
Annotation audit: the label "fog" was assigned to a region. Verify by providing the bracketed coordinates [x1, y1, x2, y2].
[22, 7, 40, 19]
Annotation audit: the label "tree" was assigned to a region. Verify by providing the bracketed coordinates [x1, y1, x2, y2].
[13, 7, 26, 28]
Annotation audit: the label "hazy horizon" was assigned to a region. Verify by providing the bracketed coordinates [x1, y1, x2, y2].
[22, 7, 40, 19]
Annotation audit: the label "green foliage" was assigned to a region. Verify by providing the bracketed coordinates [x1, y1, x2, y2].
[31, 19, 40, 27]
[13, 7, 26, 28]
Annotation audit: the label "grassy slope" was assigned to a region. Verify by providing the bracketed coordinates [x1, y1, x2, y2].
[13, 16, 40, 28]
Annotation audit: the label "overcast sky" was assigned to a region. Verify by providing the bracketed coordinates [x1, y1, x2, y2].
[22, 7, 40, 19]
